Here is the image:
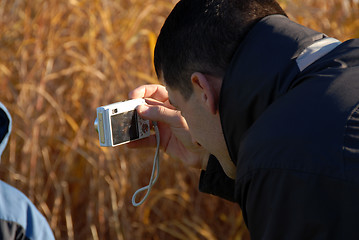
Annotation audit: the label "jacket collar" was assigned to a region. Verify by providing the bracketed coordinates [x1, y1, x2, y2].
[220, 15, 325, 164]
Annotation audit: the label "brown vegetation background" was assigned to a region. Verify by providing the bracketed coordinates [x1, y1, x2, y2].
[0, 0, 358, 239]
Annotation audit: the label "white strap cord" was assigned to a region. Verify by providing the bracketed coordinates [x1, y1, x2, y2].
[131, 121, 160, 206]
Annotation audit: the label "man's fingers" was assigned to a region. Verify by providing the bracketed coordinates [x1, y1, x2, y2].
[137, 104, 184, 128]
[129, 84, 168, 102]
[144, 98, 176, 110]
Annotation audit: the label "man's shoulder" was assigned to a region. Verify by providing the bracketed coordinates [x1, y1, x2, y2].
[0, 180, 55, 240]
[236, 80, 359, 183]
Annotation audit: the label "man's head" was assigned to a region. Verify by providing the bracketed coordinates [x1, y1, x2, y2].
[154, 0, 286, 100]
[154, 0, 286, 177]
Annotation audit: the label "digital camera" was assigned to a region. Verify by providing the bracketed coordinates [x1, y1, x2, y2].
[94, 99, 150, 147]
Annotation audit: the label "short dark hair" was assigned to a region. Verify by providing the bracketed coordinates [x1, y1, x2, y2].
[154, 0, 287, 99]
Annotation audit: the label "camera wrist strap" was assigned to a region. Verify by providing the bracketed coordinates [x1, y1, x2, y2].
[131, 121, 160, 206]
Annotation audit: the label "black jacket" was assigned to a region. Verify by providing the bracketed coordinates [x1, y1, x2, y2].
[199, 15, 359, 239]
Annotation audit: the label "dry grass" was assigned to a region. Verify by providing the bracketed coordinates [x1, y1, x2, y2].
[0, 0, 357, 239]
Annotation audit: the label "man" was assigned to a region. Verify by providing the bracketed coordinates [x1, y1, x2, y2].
[129, 0, 359, 239]
[0, 102, 55, 240]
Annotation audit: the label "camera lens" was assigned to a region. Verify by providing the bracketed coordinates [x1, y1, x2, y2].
[94, 118, 99, 133]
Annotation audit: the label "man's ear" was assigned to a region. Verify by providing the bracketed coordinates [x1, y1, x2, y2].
[191, 72, 218, 114]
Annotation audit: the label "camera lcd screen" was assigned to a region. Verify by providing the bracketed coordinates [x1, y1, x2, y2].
[111, 110, 139, 145]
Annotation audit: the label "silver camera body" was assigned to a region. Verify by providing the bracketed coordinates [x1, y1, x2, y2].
[95, 99, 150, 147]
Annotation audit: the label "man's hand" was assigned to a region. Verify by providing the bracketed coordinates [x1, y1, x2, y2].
[128, 84, 209, 169]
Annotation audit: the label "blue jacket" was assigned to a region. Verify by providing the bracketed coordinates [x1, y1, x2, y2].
[200, 15, 359, 239]
[0, 103, 55, 240]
